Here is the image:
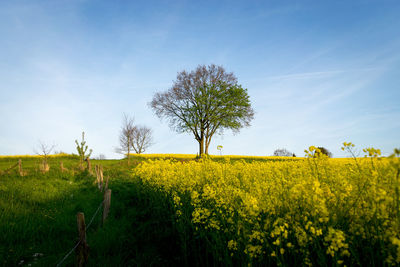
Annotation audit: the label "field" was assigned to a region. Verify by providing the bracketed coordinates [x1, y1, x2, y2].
[1, 146, 400, 266]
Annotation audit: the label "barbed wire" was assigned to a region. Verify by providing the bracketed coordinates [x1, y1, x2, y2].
[55, 199, 105, 267]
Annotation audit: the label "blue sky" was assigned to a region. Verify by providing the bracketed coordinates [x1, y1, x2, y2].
[0, 0, 399, 158]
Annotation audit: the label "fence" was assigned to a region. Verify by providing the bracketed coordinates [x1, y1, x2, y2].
[0, 159, 25, 176]
[0, 158, 95, 175]
[1, 160, 112, 266]
[55, 164, 111, 267]
[0, 158, 64, 175]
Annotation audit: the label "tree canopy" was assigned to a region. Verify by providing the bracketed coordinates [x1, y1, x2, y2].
[150, 64, 254, 157]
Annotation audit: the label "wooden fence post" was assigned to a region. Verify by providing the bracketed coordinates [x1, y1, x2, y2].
[76, 212, 89, 266]
[60, 161, 64, 172]
[18, 159, 23, 176]
[95, 165, 103, 191]
[104, 175, 109, 192]
[87, 158, 92, 173]
[102, 189, 111, 225]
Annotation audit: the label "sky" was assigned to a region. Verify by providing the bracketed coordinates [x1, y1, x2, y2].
[0, 0, 399, 158]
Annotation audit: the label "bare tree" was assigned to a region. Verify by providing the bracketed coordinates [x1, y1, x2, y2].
[34, 141, 55, 172]
[132, 125, 153, 154]
[115, 114, 135, 164]
[96, 154, 106, 160]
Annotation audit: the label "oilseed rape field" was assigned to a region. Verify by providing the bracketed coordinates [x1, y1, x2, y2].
[133, 145, 400, 266]
[1, 144, 399, 266]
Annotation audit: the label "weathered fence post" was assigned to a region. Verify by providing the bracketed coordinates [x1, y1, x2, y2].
[104, 175, 109, 192]
[102, 189, 111, 225]
[86, 158, 92, 173]
[18, 159, 23, 176]
[60, 161, 64, 172]
[95, 165, 103, 191]
[76, 212, 89, 266]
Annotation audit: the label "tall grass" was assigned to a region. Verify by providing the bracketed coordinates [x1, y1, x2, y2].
[0, 157, 140, 266]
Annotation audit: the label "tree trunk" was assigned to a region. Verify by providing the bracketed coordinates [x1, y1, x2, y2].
[205, 136, 212, 155]
[198, 138, 204, 158]
[205, 137, 212, 155]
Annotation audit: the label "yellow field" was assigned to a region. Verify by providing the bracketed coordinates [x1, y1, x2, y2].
[0, 153, 74, 159]
[130, 153, 304, 161]
[134, 145, 400, 265]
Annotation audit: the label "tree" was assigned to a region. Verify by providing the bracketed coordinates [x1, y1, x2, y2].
[96, 154, 106, 160]
[116, 114, 154, 161]
[150, 64, 254, 157]
[317, 147, 333, 158]
[217, 145, 223, 156]
[34, 141, 55, 172]
[75, 132, 92, 169]
[132, 125, 153, 154]
[273, 148, 294, 157]
[115, 114, 135, 164]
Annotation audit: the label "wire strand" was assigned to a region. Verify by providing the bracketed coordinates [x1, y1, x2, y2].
[55, 199, 105, 267]
[85, 200, 105, 231]
[55, 240, 81, 267]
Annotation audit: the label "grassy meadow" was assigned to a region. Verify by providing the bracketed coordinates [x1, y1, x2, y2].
[1, 146, 400, 266]
[0, 155, 179, 266]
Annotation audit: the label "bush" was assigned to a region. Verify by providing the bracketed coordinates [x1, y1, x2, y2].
[317, 147, 332, 158]
[273, 148, 294, 157]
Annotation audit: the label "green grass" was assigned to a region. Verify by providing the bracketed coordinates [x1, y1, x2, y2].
[0, 157, 193, 266]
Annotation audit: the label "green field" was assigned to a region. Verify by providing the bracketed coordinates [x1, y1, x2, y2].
[0, 156, 186, 266]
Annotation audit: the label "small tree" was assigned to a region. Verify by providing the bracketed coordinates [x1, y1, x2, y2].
[115, 114, 135, 164]
[75, 132, 92, 169]
[96, 154, 106, 160]
[132, 125, 153, 154]
[317, 147, 333, 158]
[217, 145, 223, 156]
[34, 141, 55, 172]
[273, 148, 293, 157]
